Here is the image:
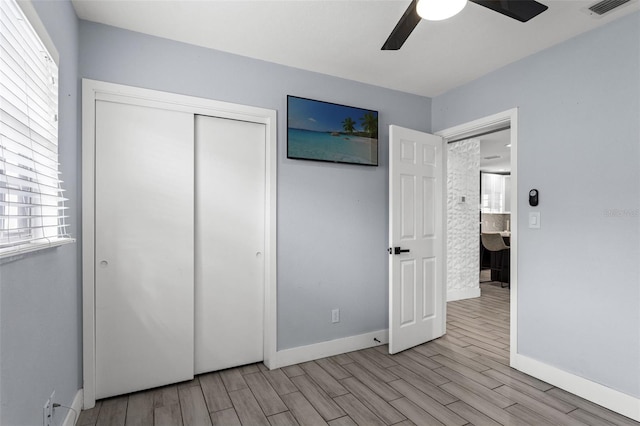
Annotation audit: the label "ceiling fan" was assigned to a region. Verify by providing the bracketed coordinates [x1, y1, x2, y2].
[382, 0, 549, 50]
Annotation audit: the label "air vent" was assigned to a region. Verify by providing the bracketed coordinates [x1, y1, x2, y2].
[588, 0, 631, 15]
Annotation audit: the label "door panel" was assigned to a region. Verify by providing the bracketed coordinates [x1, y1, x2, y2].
[423, 177, 436, 236]
[389, 125, 444, 354]
[400, 260, 416, 326]
[95, 101, 195, 399]
[400, 175, 416, 238]
[194, 115, 265, 374]
[423, 257, 436, 318]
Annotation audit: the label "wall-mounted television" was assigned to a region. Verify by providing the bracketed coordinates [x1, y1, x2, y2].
[287, 95, 378, 166]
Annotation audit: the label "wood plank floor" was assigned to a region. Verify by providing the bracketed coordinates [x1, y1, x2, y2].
[79, 283, 639, 426]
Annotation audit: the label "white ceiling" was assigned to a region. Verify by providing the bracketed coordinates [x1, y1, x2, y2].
[478, 129, 511, 172]
[71, 0, 639, 97]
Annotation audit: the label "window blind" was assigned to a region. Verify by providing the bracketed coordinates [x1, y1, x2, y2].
[0, 0, 72, 257]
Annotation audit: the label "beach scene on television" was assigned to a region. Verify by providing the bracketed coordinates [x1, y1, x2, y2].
[287, 96, 378, 166]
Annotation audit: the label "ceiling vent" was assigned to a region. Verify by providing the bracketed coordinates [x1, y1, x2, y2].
[588, 0, 631, 15]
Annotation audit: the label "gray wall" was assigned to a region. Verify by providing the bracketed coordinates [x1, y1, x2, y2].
[78, 21, 432, 350]
[433, 12, 640, 398]
[0, 1, 81, 425]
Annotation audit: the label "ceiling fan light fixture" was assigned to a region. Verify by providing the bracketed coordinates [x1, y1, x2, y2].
[416, 0, 468, 21]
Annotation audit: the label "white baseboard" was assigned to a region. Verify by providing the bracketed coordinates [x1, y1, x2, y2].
[61, 388, 83, 426]
[271, 329, 389, 369]
[513, 354, 640, 422]
[447, 287, 480, 302]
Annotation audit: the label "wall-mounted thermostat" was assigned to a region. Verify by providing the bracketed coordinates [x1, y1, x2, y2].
[529, 189, 539, 206]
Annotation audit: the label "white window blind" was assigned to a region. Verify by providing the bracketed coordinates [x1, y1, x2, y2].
[0, 0, 73, 258]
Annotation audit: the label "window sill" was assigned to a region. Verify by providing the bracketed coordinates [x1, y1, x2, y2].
[0, 237, 76, 262]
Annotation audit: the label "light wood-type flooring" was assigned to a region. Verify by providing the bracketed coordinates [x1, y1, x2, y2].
[78, 283, 639, 426]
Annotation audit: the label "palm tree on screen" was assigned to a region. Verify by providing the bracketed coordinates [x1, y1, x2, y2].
[360, 112, 378, 138]
[342, 117, 356, 134]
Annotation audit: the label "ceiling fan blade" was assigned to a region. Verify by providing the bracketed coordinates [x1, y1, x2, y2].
[381, 0, 421, 50]
[469, 0, 548, 22]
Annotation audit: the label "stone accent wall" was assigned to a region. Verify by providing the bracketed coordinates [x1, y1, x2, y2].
[447, 139, 480, 300]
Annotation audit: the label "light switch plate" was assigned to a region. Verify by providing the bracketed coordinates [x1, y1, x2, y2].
[529, 212, 540, 229]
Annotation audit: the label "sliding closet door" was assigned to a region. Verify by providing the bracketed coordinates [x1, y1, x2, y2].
[94, 101, 195, 399]
[194, 115, 265, 374]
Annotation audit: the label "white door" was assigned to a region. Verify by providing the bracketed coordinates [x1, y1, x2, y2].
[95, 101, 195, 399]
[194, 115, 265, 374]
[388, 125, 445, 354]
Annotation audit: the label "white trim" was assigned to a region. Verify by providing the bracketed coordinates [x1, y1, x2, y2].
[436, 112, 512, 143]
[435, 108, 518, 361]
[272, 330, 389, 369]
[81, 80, 96, 408]
[446, 287, 481, 302]
[439, 133, 449, 340]
[509, 114, 518, 366]
[0, 238, 74, 262]
[263, 95, 278, 372]
[513, 354, 640, 422]
[81, 79, 277, 408]
[61, 389, 83, 426]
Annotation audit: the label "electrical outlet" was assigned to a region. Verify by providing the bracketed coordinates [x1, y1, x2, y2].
[331, 309, 340, 323]
[43, 390, 54, 426]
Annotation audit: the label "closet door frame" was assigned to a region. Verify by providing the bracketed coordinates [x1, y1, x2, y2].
[81, 79, 277, 409]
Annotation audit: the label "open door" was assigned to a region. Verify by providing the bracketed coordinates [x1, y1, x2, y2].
[389, 125, 445, 354]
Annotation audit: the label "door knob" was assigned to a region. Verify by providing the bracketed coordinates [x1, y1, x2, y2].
[388, 247, 410, 255]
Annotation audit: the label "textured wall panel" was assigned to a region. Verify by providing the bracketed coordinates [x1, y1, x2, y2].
[447, 139, 480, 296]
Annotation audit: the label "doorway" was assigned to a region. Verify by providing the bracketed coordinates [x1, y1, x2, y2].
[479, 129, 512, 288]
[436, 108, 518, 365]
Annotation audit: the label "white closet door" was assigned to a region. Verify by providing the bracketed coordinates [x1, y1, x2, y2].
[95, 100, 195, 399]
[194, 115, 265, 374]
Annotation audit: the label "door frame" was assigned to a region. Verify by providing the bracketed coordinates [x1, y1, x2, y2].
[435, 108, 518, 366]
[81, 79, 278, 408]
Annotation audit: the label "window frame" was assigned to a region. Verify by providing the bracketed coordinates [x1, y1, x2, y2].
[0, 0, 74, 259]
